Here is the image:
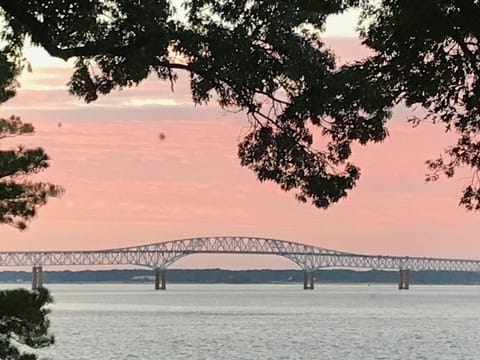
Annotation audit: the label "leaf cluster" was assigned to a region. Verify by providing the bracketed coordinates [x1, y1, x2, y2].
[0, 0, 381, 208]
[1, 0, 480, 210]
[0, 288, 54, 360]
[359, 0, 480, 210]
[0, 19, 63, 229]
[0, 115, 64, 229]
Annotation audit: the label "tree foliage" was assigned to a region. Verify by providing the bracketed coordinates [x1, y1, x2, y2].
[0, 115, 63, 229]
[0, 288, 54, 360]
[0, 0, 479, 210]
[357, 0, 480, 210]
[0, 46, 63, 229]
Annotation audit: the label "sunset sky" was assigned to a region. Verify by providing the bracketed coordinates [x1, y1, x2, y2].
[0, 12, 479, 269]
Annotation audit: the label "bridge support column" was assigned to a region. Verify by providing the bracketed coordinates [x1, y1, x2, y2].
[303, 271, 314, 290]
[32, 266, 44, 290]
[155, 269, 166, 290]
[398, 269, 410, 290]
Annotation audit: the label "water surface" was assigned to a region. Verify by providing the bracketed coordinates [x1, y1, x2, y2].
[3, 283, 480, 359]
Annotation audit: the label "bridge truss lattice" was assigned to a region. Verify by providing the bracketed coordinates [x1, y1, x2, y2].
[1, 236, 479, 272]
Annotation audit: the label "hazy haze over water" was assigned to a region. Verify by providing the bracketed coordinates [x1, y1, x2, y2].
[2, 283, 480, 359]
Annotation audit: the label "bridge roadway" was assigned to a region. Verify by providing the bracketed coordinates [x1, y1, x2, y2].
[1, 236, 479, 290]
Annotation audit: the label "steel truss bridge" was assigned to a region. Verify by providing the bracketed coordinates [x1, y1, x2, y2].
[1, 236, 479, 290]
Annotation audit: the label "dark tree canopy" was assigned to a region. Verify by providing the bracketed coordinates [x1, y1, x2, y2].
[0, 15, 63, 230]
[0, 16, 63, 229]
[358, 0, 480, 210]
[0, 10, 59, 360]
[0, 115, 64, 229]
[0, 288, 54, 360]
[1, 0, 479, 210]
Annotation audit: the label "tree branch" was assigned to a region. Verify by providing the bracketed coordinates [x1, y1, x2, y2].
[0, 1, 191, 71]
[451, 33, 480, 73]
[0, 1, 62, 56]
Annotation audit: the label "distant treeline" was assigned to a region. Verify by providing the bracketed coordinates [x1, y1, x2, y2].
[1, 269, 480, 285]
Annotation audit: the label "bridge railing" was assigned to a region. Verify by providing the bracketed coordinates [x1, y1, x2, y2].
[2, 236, 480, 290]
[2, 249, 480, 272]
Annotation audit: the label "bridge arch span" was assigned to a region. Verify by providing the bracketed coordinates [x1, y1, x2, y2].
[111, 236, 350, 270]
[3, 235, 480, 290]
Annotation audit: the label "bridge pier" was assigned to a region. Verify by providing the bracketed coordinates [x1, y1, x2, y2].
[303, 271, 314, 290]
[398, 269, 410, 290]
[154, 269, 166, 290]
[32, 266, 44, 290]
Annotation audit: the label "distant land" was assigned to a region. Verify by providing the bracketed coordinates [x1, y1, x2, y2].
[1, 269, 480, 285]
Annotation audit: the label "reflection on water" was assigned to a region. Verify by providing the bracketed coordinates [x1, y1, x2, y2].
[2, 283, 480, 359]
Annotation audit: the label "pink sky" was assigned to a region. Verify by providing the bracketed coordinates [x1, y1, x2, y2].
[0, 38, 479, 269]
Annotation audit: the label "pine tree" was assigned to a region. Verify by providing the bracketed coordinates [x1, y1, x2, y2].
[0, 25, 61, 360]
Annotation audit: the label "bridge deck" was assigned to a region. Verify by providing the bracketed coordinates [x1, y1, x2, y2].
[1, 236, 479, 272]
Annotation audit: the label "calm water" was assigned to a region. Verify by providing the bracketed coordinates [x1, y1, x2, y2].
[3, 283, 480, 359]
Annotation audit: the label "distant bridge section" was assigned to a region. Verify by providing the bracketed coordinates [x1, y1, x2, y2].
[1, 236, 479, 290]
